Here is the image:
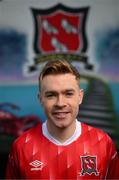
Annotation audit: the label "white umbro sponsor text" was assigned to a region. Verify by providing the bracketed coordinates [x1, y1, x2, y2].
[29, 160, 43, 171]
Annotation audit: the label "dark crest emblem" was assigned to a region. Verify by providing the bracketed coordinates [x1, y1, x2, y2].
[80, 155, 99, 176]
[29, 3, 93, 72]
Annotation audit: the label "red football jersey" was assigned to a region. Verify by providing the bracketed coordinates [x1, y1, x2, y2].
[6, 122, 119, 179]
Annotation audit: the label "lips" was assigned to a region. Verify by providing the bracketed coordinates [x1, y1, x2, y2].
[52, 111, 69, 119]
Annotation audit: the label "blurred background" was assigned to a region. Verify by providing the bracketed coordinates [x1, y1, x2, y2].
[0, 0, 119, 179]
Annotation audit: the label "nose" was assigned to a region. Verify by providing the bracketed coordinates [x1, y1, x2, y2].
[55, 95, 66, 108]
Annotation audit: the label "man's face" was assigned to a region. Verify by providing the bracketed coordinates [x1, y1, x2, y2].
[40, 73, 84, 129]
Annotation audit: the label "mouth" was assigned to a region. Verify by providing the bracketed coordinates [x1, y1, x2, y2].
[52, 111, 70, 119]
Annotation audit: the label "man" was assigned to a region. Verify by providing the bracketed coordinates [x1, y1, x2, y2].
[6, 59, 119, 179]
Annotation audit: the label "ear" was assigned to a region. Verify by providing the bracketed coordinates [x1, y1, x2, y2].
[79, 89, 84, 105]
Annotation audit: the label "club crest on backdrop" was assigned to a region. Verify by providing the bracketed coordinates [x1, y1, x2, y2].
[29, 3, 93, 72]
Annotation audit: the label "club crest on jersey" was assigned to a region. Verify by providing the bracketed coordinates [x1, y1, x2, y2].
[80, 155, 99, 176]
[27, 3, 93, 73]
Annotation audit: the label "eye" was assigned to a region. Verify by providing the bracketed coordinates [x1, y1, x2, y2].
[46, 94, 54, 98]
[45, 92, 57, 99]
[65, 91, 74, 97]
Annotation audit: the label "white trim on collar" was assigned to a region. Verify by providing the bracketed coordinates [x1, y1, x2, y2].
[42, 119, 81, 146]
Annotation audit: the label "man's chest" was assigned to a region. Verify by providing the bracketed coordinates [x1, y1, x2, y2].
[19, 141, 109, 179]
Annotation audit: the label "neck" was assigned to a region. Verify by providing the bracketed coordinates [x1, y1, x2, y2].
[46, 120, 76, 143]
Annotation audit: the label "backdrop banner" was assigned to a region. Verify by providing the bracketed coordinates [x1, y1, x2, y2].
[0, 1, 119, 177]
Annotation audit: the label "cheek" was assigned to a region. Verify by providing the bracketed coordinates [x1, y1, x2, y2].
[74, 97, 80, 109]
[72, 96, 80, 106]
[74, 103, 79, 112]
[42, 100, 53, 111]
[73, 102, 79, 116]
[43, 104, 51, 116]
[69, 100, 79, 112]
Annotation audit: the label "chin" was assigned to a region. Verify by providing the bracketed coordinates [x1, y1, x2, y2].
[54, 121, 70, 129]
[56, 124, 67, 129]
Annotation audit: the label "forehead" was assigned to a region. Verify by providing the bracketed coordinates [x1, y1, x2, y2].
[40, 73, 79, 91]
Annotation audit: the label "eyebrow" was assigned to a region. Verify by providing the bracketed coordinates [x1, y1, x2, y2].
[45, 91, 57, 95]
[45, 89, 75, 95]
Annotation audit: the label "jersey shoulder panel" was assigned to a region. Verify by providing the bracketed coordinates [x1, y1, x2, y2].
[81, 122, 108, 136]
[13, 122, 42, 149]
[81, 122, 114, 148]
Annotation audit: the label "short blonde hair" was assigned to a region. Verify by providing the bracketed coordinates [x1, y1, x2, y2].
[39, 59, 80, 85]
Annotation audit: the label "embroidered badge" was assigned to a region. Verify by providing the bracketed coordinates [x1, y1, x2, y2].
[80, 155, 99, 176]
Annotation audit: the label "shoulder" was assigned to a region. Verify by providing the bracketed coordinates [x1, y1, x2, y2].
[81, 122, 117, 156]
[81, 122, 113, 144]
[13, 122, 42, 149]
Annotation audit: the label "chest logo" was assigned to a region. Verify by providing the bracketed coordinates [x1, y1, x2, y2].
[29, 160, 43, 171]
[80, 155, 99, 176]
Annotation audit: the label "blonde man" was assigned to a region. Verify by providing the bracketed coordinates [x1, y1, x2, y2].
[6, 59, 119, 179]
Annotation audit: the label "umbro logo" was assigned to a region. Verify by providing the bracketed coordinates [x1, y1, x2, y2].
[29, 160, 43, 171]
